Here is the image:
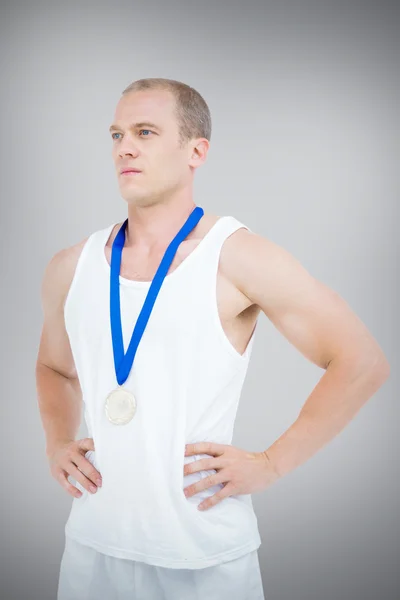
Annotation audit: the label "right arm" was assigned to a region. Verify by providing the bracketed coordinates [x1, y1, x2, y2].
[36, 240, 102, 497]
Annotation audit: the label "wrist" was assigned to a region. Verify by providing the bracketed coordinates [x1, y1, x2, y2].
[262, 449, 282, 482]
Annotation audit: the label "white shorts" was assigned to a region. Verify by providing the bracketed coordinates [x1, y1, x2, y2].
[57, 535, 265, 600]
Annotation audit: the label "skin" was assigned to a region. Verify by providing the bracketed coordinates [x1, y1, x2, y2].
[36, 88, 390, 510]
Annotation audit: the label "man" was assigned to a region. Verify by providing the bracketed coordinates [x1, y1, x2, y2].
[36, 78, 390, 600]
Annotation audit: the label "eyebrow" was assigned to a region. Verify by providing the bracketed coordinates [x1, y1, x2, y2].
[109, 122, 161, 132]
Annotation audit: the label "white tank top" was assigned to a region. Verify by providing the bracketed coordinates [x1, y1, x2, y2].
[63, 215, 262, 569]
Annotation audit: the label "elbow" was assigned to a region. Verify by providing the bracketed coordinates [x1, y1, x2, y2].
[376, 355, 391, 381]
[328, 348, 391, 382]
[362, 352, 391, 386]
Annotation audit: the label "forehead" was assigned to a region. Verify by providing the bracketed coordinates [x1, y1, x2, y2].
[113, 89, 178, 129]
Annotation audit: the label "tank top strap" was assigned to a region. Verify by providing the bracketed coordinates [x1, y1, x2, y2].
[84, 222, 118, 269]
[194, 215, 252, 271]
[177, 215, 252, 299]
[98, 217, 250, 251]
[85, 217, 251, 286]
[203, 215, 252, 247]
[97, 222, 117, 250]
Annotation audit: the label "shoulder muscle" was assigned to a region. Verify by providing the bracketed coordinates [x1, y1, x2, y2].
[37, 236, 89, 378]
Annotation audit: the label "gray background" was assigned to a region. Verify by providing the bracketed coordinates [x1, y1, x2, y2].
[0, 0, 398, 598]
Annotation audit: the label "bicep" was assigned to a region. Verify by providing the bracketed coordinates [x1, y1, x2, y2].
[225, 230, 383, 370]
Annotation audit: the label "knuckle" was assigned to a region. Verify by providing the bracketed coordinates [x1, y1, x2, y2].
[56, 470, 66, 484]
[208, 474, 217, 486]
[84, 479, 96, 492]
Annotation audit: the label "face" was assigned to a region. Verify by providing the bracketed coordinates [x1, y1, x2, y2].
[110, 89, 208, 206]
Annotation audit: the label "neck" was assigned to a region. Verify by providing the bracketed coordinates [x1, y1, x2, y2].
[125, 196, 197, 249]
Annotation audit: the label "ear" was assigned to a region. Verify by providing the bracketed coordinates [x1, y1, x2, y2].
[188, 138, 210, 168]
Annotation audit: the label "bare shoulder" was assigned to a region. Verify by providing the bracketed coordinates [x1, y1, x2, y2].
[40, 235, 91, 313]
[218, 225, 317, 316]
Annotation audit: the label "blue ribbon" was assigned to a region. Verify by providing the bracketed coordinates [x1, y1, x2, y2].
[110, 205, 205, 385]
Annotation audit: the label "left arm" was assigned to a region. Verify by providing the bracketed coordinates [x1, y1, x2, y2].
[223, 228, 391, 479]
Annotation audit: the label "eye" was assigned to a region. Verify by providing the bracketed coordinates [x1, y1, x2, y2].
[111, 132, 121, 140]
[139, 129, 153, 137]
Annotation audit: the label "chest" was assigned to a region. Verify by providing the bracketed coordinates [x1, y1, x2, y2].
[121, 240, 200, 280]
[102, 236, 258, 357]
[105, 240, 250, 319]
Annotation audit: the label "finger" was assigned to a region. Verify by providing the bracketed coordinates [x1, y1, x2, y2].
[184, 471, 228, 498]
[198, 482, 235, 511]
[77, 437, 95, 453]
[183, 457, 224, 475]
[185, 442, 226, 457]
[57, 470, 84, 498]
[74, 452, 102, 487]
[67, 462, 99, 494]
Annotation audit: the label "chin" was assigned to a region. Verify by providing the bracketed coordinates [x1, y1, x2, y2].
[122, 193, 151, 207]
[120, 187, 168, 207]
[120, 187, 144, 200]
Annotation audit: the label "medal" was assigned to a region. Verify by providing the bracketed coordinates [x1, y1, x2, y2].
[106, 205, 205, 424]
[105, 385, 137, 425]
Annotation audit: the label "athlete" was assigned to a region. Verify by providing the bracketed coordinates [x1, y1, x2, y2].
[36, 78, 390, 600]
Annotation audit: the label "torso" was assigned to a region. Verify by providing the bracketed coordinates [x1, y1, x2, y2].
[63, 213, 261, 357]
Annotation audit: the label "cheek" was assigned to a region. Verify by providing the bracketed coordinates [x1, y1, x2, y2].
[163, 155, 187, 179]
[154, 160, 181, 184]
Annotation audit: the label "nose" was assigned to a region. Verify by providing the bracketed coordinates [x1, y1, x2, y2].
[117, 134, 140, 159]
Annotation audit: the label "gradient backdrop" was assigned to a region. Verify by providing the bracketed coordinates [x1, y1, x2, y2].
[0, 0, 398, 598]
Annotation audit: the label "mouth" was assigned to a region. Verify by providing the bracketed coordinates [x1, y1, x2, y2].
[120, 169, 142, 176]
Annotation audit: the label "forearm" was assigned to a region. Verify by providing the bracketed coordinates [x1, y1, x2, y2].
[36, 363, 82, 458]
[264, 355, 390, 479]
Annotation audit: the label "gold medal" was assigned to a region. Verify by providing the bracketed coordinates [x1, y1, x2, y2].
[105, 386, 137, 425]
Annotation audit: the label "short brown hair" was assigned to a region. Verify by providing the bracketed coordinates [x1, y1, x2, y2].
[122, 78, 212, 145]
